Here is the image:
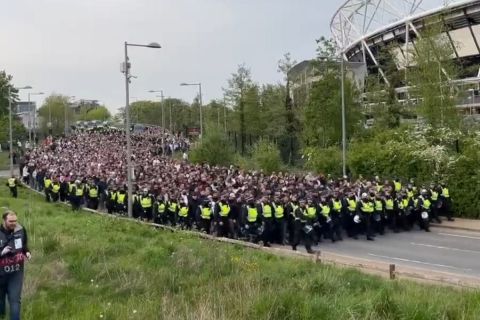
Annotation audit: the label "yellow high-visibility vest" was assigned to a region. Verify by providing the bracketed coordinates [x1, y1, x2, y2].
[117, 193, 126, 204]
[305, 206, 316, 219]
[348, 199, 357, 212]
[141, 197, 152, 208]
[274, 204, 284, 219]
[201, 207, 212, 220]
[220, 203, 230, 217]
[52, 184, 61, 194]
[262, 204, 272, 218]
[8, 178, 16, 187]
[386, 199, 394, 210]
[88, 187, 98, 198]
[247, 207, 258, 223]
[179, 206, 189, 217]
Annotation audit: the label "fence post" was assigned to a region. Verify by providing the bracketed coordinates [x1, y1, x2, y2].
[389, 264, 396, 280]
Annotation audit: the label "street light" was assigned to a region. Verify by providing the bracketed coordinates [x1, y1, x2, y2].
[27, 91, 44, 146]
[148, 89, 165, 129]
[8, 85, 32, 176]
[180, 82, 203, 137]
[123, 41, 161, 218]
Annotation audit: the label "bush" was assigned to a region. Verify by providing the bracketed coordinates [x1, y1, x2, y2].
[303, 146, 342, 176]
[250, 139, 282, 174]
[306, 127, 480, 218]
[189, 127, 234, 166]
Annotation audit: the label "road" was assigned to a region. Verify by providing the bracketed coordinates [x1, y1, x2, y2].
[292, 227, 480, 278]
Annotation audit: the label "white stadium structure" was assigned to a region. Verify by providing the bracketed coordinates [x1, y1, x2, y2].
[329, 0, 480, 116]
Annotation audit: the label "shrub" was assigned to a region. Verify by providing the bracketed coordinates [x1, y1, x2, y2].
[189, 127, 234, 166]
[303, 146, 342, 176]
[250, 139, 282, 174]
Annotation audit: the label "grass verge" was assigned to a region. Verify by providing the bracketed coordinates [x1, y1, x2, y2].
[1, 181, 479, 320]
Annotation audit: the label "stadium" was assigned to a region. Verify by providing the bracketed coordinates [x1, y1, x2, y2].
[329, 0, 480, 116]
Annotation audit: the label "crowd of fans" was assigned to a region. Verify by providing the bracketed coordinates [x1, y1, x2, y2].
[17, 129, 453, 253]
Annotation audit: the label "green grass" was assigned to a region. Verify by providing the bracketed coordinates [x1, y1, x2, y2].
[1, 182, 479, 320]
[0, 151, 9, 170]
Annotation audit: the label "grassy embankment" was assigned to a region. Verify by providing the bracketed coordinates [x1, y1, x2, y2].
[0, 151, 9, 170]
[0, 182, 479, 320]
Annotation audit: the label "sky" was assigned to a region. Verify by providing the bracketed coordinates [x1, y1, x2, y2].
[1, 0, 448, 114]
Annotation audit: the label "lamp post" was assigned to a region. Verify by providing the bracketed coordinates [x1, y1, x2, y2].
[180, 82, 203, 137]
[148, 89, 165, 129]
[27, 91, 44, 146]
[8, 85, 32, 176]
[123, 41, 161, 218]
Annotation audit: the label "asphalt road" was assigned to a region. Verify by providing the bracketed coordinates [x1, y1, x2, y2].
[292, 227, 480, 278]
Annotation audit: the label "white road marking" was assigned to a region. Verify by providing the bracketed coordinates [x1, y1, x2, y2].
[410, 242, 480, 254]
[438, 233, 480, 240]
[368, 253, 472, 271]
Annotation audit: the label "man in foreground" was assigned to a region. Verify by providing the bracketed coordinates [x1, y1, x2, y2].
[0, 210, 32, 320]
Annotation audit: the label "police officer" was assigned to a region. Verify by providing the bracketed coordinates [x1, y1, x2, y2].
[86, 181, 99, 210]
[358, 193, 375, 241]
[260, 197, 273, 246]
[116, 186, 127, 214]
[272, 196, 286, 245]
[178, 200, 190, 229]
[329, 193, 343, 241]
[0, 210, 32, 320]
[50, 178, 61, 203]
[44, 175, 52, 202]
[291, 199, 314, 254]
[6, 176, 18, 198]
[429, 183, 441, 224]
[244, 198, 261, 243]
[140, 189, 154, 221]
[217, 196, 233, 238]
[199, 199, 213, 234]
[441, 183, 454, 221]
[154, 196, 167, 225]
[373, 193, 385, 235]
[70, 180, 85, 211]
[105, 185, 117, 214]
[166, 196, 179, 226]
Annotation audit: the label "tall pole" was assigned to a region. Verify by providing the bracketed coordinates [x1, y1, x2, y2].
[223, 96, 227, 133]
[160, 91, 165, 129]
[341, 54, 346, 177]
[8, 87, 13, 176]
[64, 99, 69, 136]
[198, 83, 203, 137]
[169, 98, 172, 132]
[124, 42, 133, 218]
[28, 93, 32, 145]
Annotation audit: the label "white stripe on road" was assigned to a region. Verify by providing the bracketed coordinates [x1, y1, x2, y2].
[438, 233, 480, 240]
[368, 253, 472, 272]
[410, 242, 480, 254]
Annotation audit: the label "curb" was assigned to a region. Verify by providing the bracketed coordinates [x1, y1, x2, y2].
[18, 183, 480, 289]
[431, 223, 480, 233]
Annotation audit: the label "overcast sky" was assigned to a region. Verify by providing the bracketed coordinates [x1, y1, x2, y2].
[2, 0, 446, 114]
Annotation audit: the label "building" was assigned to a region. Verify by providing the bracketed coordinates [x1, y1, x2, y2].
[330, 0, 480, 116]
[14, 101, 38, 131]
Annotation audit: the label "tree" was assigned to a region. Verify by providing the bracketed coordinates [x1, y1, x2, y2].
[224, 64, 254, 154]
[409, 22, 460, 129]
[76, 106, 111, 121]
[300, 37, 362, 148]
[38, 95, 72, 136]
